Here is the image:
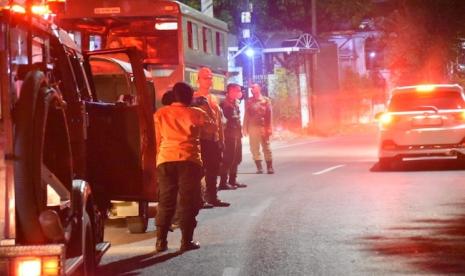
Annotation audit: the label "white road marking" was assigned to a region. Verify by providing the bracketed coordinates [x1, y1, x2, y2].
[250, 198, 274, 217]
[312, 164, 346, 175]
[223, 267, 240, 276]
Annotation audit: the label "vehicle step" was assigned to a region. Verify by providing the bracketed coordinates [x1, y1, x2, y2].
[65, 255, 83, 275]
[96, 241, 111, 263]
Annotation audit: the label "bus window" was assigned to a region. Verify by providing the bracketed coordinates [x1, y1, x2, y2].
[187, 21, 199, 50]
[202, 27, 212, 54]
[108, 21, 179, 64]
[89, 35, 102, 50]
[215, 32, 225, 56]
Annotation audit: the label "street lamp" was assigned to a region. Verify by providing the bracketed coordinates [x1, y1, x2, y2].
[245, 47, 255, 58]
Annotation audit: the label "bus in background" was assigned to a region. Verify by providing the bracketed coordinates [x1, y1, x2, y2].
[57, 0, 228, 106]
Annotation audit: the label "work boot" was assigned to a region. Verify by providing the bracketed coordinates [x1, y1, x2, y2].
[180, 227, 200, 252]
[155, 226, 169, 252]
[255, 160, 263, 174]
[208, 198, 231, 207]
[266, 161, 274, 174]
[217, 174, 237, 190]
[229, 174, 247, 188]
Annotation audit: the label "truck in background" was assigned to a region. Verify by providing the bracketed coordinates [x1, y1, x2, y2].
[0, 1, 157, 274]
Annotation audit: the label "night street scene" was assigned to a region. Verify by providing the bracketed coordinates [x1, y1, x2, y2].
[2, 0, 465, 275]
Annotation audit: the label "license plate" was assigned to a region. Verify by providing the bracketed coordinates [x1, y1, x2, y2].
[411, 116, 442, 127]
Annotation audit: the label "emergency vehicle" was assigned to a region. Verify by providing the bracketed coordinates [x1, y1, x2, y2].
[0, 1, 157, 274]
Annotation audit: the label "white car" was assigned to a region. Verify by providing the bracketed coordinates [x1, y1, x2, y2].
[377, 84, 465, 169]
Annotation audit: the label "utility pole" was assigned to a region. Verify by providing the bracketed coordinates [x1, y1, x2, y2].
[240, 0, 254, 88]
[309, 0, 317, 128]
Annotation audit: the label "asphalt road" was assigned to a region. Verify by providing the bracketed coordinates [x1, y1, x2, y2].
[97, 131, 465, 275]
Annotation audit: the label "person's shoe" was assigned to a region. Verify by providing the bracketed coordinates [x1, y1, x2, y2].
[180, 240, 200, 252]
[218, 184, 237, 190]
[266, 161, 274, 174]
[155, 239, 168, 252]
[231, 182, 247, 188]
[201, 202, 214, 209]
[209, 199, 230, 207]
[155, 226, 169, 252]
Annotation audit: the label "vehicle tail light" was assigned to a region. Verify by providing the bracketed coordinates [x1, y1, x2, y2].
[415, 84, 436, 92]
[31, 5, 51, 15]
[379, 113, 393, 125]
[14, 256, 60, 276]
[451, 111, 465, 121]
[382, 140, 397, 150]
[42, 256, 60, 276]
[15, 258, 41, 276]
[5, 4, 26, 13]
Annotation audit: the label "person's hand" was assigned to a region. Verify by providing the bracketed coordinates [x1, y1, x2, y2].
[242, 128, 248, 137]
[192, 96, 208, 106]
[218, 141, 224, 151]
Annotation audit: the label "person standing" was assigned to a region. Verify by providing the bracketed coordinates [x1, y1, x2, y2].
[243, 83, 274, 174]
[192, 67, 230, 207]
[154, 82, 209, 252]
[218, 83, 248, 190]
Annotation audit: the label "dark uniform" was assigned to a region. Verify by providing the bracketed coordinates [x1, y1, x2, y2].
[219, 97, 246, 189]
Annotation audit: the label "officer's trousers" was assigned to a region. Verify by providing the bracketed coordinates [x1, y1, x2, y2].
[156, 161, 203, 230]
[200, 139, 221, 202]
[220, 135, 242, 183]
[248, 126, 272, 161]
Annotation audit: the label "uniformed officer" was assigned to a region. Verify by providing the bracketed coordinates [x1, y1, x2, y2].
[218, 83, 247, 190]
[243, 83, 274, 174]
[154, 82, 211, 252]
[192, 67, 230, 207]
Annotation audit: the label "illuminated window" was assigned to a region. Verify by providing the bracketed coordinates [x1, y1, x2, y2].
[202, 27, 212, 54]
[187, 21, 198, 50]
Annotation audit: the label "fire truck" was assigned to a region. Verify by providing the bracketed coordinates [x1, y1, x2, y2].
[0, 1, 157, 275]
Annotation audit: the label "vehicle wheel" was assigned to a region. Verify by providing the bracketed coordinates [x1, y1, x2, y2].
[127, 201, 149, 233]
[14, 70, 72, 244]
[378, 157, 394, 170]
[83, 212, 96, 276]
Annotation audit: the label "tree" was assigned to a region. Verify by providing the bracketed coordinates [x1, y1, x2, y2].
[378, 0, 465, 85]
[178, 0, 374, 34]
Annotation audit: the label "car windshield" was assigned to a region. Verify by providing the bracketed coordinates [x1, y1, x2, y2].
[388, 90, 465, 112]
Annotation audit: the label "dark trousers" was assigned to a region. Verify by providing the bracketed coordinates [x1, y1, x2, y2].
[156, 161, 203, 230]
[220, 136, 242, 184]
[200, 139, 221, 202]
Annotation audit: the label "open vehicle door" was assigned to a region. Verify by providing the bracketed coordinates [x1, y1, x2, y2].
[83, 47, 157, 203]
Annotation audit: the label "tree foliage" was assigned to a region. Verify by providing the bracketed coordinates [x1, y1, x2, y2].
[178, 0, 373, 33]
[378, 0, 465, 85]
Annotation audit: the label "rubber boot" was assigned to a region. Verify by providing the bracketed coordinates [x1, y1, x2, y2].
[180, 227, 200, 252]
[255, 160, 264, 174]
[266, 160, 274, 174]
[155, 226, 169, 252]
